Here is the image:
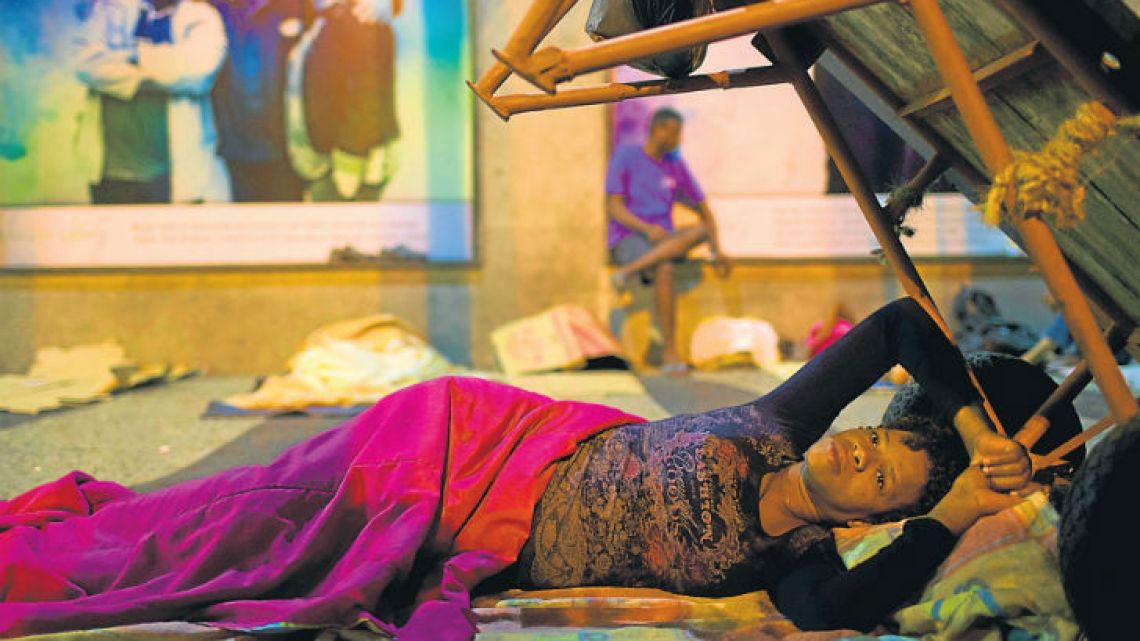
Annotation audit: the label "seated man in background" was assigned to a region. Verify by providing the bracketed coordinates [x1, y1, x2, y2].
[606, 107, 733, 373]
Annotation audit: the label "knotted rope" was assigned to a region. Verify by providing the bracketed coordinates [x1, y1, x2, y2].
[983, 101, 1140, 227]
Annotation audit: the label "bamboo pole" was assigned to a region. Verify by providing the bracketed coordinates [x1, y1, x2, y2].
[884, 153, 950, 224]
[494, 0, 880, 93]
[1037, 413, 1117, 469]
[766, 29, 1005, 434]
[468, 0, 579, 105]
[474, 65, 786, 121]
[909, 0, 1138, 424]
[1029, 322, 1133, 429]
[1020, 322, 1134, 463]
[498, 0, 575, 63]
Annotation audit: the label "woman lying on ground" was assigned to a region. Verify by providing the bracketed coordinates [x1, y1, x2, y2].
[0, 298, 1050, 639]
[489, 296, 1040, 632]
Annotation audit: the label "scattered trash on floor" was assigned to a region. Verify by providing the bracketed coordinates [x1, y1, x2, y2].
[689, 316, 781, 370]
[805, 303, 855, 358]
[328, 244, 429, 266]
[0, 341, 195, 415]
[491, 305, 627, 376]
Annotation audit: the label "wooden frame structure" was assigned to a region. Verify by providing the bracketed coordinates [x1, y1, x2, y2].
[469, 0, 1139, 467]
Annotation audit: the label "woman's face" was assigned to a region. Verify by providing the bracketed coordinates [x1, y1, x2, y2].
[802, 427, 932, 523]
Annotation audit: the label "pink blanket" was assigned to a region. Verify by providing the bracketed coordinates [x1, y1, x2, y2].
[0, 377, 641, 639]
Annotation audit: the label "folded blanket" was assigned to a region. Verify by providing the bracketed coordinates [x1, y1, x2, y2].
[223, 314, 453, 410]
[834, 492, 1079, 641]
[0, 377, 641, 640]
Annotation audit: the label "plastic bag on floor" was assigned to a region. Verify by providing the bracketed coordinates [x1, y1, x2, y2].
[491, 305, 626, 375]
[585, 0, 713, 78]
[690, 317, 780, 370]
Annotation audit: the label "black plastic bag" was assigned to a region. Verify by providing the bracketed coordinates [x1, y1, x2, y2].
[585, 0, 713, 78]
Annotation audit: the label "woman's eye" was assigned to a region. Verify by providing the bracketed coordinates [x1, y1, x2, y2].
[876, 470, 885, 490]
[870, 431, 880, 446]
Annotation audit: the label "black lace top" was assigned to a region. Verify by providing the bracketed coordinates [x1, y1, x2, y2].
[509, 298, 977, 628]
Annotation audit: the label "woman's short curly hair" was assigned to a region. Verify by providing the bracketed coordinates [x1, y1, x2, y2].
[865, 350, 1085, 525]
[866, 414, 970, 524]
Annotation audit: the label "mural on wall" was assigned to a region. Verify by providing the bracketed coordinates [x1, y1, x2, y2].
[610, 36, 1020, 259]
[0, 0, 472, 266]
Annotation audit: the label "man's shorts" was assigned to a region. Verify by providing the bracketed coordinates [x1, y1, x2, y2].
[610, 233, 683, 285]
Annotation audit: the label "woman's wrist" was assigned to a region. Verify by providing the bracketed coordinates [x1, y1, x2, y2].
[926, 502, 972, 537]
[952, 404, 992, 452]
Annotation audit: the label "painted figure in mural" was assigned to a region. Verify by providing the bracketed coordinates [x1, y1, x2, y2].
[208, 0, 308, 202]
[607, 107, 734, 373]
[285, 0, 402, 201]
[75, 0, 232, 204]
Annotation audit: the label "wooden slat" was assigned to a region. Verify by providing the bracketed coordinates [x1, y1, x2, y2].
[821, 3, 941, 100]
[939, 0, 1028, 54]
[919, 103, 1140, 321]
[820, 0, 1033, 102]
[897, 41, 1048, 117]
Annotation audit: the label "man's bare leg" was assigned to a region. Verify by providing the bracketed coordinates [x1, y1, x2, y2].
[654, 261, 684, 368]
[615, 224, 708, 283]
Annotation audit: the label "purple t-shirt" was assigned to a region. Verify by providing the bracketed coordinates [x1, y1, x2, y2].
[605, 144, 706, 248]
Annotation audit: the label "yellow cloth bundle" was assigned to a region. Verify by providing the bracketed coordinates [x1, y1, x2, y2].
[224, 315, 452, 410]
